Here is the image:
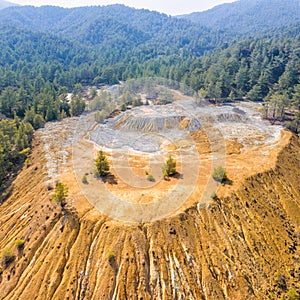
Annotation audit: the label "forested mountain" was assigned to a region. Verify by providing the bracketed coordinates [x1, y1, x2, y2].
[0, 4, 299, 122]
[0, 5, 223, 57]
[0, 4, 229, 125]
[0, 3, 299, 298]
[139, 22, 300, 131]
[179, 0, 300, 35]
[0, 2, 299, 189]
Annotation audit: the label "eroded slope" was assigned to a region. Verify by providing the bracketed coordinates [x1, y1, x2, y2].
[0, 128, 299, 299]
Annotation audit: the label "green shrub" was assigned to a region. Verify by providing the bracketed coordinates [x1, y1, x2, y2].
[107, 250, 115, 263]
[275, 273, 287, 290]
[24, 158, 31, 167]
[1, 247, 15, 267]
[147, 174, 155, 182]
[52, 181, 69, 208]
[212, 166, 227, 182]
[95, 150, 110, 177]
[211, 192, 217, 199]
[82, 175, 88, 184]
[15, 238, 25, 250]
[162, 156, 176, 178]
[287, 288, 300, 300]
[94, 111, 106, 123]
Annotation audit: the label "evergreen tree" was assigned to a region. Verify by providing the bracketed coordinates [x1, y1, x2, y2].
[212, 166, 227, 183]
[70, 95, 86, 117]
[95, 150, 110, 177]
[162, 156, 177, 179]
[52, 181, 69, 208]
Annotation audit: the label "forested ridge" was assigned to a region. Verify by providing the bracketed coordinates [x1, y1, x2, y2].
[179, 0, 300, 36]
[0, 1, 299, 189]
[0, 5, 223, 56]
[0, 118, 33, 193]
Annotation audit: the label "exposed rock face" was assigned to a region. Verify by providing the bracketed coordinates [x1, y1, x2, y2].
[113, 107, 202, 132]
[0, 132, 299, 299]
[90, 100, 279, 154]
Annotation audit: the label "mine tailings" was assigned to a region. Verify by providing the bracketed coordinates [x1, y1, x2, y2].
[0, 134, 299, 299]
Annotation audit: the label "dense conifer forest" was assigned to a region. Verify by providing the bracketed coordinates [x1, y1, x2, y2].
[0, 0, 299, 190]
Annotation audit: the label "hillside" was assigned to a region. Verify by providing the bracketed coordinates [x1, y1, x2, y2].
[0, 100, 299, 299]
[0, 5, 221, 56]
[0, 3, 299, 197]
[0, 3, 299, 299]
[179, 0, 300, 35]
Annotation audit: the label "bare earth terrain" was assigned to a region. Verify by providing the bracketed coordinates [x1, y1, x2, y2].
[0, 97, 299, 299]
[71, 100, 286, 222]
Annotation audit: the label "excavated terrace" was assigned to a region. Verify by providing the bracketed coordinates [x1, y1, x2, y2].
[38, 98, 285, 223]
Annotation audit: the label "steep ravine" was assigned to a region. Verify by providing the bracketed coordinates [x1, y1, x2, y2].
[0, 135, 299, 299]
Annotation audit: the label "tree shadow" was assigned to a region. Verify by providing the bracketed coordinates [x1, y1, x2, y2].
[0, 184, 14, 204]
[60, 206, 79, 232]
[2, 254, 15, 270]
[0, 156, 30, 204]
[102, 173, 118, 185]
[173, 172, 183, 179]
[17, 246, 24, 258]
[164, 172, 183, 181]
[223, 178, 233, 185]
